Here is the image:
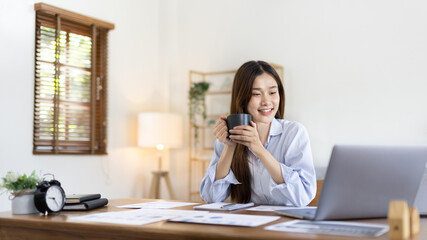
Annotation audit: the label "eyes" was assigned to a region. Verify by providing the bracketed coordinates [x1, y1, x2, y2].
[252, 91, 277, 96]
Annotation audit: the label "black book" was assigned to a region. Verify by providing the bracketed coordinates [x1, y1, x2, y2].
[65, 194, 101, 204]
[62, 198, 108, 211]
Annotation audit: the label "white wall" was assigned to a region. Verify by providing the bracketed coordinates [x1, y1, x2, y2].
[163, 0, 427, 182]
[1, 0, 427, 211]
[0, 0, 166, 211]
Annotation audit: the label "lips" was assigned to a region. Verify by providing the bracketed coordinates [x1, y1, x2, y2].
[258, 108, 274, 116]
[259, 108, 273, 113]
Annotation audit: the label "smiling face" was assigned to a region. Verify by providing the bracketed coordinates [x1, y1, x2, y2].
[230, 61, 284, 122]
[247, 73, 280, 124]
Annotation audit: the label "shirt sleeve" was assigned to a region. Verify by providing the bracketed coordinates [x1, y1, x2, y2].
[200, 140, 240, 203]
[268, 123, 317, 207]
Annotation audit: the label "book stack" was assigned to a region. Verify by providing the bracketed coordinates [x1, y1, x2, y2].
[63, 194, 108, 211]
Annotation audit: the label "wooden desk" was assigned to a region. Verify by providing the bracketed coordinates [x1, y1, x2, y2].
[0, 198, 425, 240]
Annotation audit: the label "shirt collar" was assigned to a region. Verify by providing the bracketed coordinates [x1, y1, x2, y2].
[269, 118, 283, 137]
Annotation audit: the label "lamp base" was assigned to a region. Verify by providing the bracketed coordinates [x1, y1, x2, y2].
[149, 171, 175, 199]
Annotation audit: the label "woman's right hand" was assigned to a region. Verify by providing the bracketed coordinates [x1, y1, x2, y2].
[213, 115, 234, 145]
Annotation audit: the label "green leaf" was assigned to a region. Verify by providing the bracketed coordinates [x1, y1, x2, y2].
[0, 171, 41, 192]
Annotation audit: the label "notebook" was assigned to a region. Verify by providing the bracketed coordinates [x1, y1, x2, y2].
[65, 194, 101, 204]
[275, 145, 427, 220]
[63, 198, 108, 211]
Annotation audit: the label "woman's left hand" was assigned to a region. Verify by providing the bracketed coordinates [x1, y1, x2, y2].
[228, 121, 263, 151]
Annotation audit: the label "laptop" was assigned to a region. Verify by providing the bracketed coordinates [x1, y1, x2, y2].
[276, 145, 427, 220]
[414, 170, 427, 216]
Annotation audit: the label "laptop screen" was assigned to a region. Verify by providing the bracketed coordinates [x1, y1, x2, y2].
[414, 171, 427, 215]
[314, 145, 427, 220]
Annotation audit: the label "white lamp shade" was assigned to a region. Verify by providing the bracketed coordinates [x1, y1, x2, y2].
[138, 112, 183, 148]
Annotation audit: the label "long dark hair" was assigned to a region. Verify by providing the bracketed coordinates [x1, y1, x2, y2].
[229, 60, 285, 203]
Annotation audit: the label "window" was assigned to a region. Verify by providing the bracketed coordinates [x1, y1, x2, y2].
[33, 3, 114, 154]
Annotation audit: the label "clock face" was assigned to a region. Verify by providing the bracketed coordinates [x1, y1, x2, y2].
[45, 185, 65, 212]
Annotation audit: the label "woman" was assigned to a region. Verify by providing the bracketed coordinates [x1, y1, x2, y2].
[200, 60, 316, 206]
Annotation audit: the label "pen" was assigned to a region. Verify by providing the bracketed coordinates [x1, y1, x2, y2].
[220, 203, 234, 209]
[221, 203, 255, 210]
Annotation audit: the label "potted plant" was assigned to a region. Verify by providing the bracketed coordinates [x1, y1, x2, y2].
[1, 171, 41, 214]
[188, 81, 210, 146]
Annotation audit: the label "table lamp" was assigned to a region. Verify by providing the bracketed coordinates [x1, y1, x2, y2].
[138, 112, 183, 199]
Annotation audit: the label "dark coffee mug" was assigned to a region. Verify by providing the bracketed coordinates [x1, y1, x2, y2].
[226, 114, 252, 132]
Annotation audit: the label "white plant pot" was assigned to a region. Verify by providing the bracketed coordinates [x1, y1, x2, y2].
[11, 189, 39, 214]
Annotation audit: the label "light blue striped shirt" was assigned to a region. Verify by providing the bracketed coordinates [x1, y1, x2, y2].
[200, 118, 316, 206]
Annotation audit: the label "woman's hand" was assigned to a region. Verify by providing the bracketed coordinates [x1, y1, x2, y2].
[229, 121, 263, 151]
[213, 116, 235, 146]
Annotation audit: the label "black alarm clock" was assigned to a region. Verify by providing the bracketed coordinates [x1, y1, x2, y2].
[34, 177, 66, 215]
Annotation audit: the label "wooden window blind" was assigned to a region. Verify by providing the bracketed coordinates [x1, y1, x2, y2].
[33, 3, 114, 154]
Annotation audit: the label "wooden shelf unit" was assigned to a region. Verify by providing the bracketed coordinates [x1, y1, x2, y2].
[188, 69, 235, 201]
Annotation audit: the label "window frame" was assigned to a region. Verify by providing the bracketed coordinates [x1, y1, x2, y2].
[33, 3, 114, 155]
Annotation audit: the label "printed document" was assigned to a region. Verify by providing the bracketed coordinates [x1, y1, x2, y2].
[117, 201, 199, 209]
[194, 202, 255, 211]
[169, 212, 279, 227]
[265, 220, 389, 237]
[246, 205, 316, 212]
[70, 209, 208, 225]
